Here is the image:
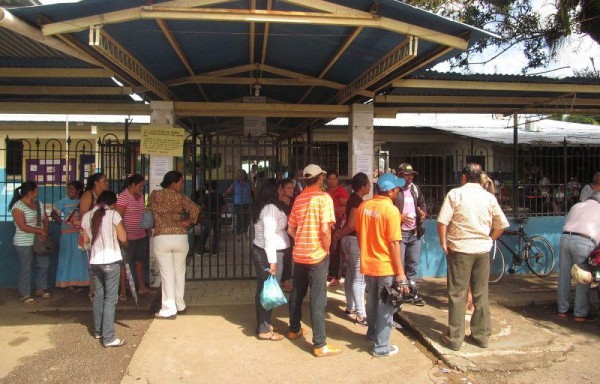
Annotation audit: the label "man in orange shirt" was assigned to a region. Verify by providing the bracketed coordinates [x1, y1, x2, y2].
[287, 164, 342, 357]
[356, 173, 409, 357]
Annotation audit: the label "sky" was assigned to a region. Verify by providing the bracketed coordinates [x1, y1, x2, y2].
[433, 0, 600, 77]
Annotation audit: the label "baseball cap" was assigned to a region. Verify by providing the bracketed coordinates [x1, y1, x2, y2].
[303, 164, 327, 179]
[398, 163, 418, 175]
[377, 173, 406, 192]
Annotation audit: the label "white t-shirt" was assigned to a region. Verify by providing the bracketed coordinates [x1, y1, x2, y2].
[81, 207, 123, 265]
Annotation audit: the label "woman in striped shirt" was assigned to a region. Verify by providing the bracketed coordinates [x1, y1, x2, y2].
[9, 181, 50, 304]
[251, 179, 290, 341]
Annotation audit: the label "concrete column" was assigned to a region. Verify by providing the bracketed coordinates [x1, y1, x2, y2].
[148, 101, 175, 288]
[349, 104, 374, 197]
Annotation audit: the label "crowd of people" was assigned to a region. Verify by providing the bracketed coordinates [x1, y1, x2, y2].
[9, 162, 600, 355]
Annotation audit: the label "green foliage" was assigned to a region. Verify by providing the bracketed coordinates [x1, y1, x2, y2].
[404, 0, 600, 71]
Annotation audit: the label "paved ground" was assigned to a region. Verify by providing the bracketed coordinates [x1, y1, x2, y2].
[1, 273, 598, 384]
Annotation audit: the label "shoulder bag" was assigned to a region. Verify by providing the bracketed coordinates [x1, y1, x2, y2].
[33, 202, 58, 255]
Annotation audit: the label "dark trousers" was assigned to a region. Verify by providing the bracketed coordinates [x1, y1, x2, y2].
[280, 247, 293, 282]
[251, 245, 286, 334]
[201, 216, 221, 253]
[328, 234, 341, 279]
[234, 204, 250, 235]
[289, 257, 329, 348]
[446, 251, 491, 348]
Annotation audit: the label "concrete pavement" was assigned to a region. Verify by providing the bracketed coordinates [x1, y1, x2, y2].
[0, 273, 579, 382]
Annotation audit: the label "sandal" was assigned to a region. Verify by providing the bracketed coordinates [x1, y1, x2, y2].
[138, 289, 157, 296]
[20, 296, 35, 304]
[257, 332, 284, 341]
[35, 290, 51, 299]
[119, 292, 127, 301]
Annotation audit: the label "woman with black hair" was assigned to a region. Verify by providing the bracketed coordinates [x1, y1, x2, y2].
[9, 181, 50, 304]
[150, 171, 199, 319]
[81, 190, 127, 347]
[80, 173, 109, 216]
[251, 179, 291, 341]
[116, 174, 154, 301]
[51, 180, 88, 292]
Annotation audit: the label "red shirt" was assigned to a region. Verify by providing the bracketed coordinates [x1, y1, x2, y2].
[328, 185, 349, 223]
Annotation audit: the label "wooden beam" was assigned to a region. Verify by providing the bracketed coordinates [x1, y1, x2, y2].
[175, 101, 350, 118]
[0, 85, 133, 95]
[165, 74, 372, 97]
[260, 0, 273, 66]
[42, 0, 233, 36]
[156, 19, 210, 101]
[93, 30, 176, 100]
[0, 68, 115, 78]
[281, 0, 469, 50]
[375, 95, 600, 106]
[378, 106, 600, 115]
[392, 79, 600, 93]
[0, 102, 150, 114]
[333, 36, 416, 104]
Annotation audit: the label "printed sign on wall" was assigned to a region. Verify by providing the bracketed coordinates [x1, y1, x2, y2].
[140, 125, 185, 157]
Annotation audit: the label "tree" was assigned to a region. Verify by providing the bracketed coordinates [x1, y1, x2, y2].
[405, 0, 600, 72]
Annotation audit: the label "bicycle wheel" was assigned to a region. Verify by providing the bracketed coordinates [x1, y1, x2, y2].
[525, 236, 555, 277]
[489, 241, 505, 284]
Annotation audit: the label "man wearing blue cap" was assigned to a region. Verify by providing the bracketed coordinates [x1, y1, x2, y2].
[356, 173, 410, 357]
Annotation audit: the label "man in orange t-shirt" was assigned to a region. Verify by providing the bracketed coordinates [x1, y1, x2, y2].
[287, 164, 342, 358]
[356, 173, 409, 357]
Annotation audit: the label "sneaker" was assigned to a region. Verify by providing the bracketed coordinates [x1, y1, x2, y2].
[287, 328, 304, 340]
[574, 313, 598, 322]
[355, 316, 368, 326]
[411, 295, 426, 306]
[20, 296, 35, 304]
[372, 345, 399, 357]
[103, 338, 126, 348]
[313, 344, 343, 357]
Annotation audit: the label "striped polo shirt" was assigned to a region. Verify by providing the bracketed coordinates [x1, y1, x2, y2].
[12, 200, 45, 246]
[288, 185, 335, 265]
[116, 188, 146, 240]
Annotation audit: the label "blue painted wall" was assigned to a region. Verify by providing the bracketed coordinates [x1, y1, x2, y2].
[0, 216, 565, 287]
[417, 216, 564, 278]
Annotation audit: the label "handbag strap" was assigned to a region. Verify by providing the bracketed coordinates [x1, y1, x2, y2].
[35, 200, 42, 228]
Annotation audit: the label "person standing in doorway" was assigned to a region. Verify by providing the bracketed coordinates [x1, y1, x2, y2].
[437, 163, 508, 351]
[201, 180, 225, 256]
[326, 171, 349, 286]
[287, 164, 342, 357]
[225, 169, 254, 241]
[394, 163, 427, 306]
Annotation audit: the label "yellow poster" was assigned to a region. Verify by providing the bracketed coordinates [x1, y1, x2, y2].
[140, 125, 185, 157]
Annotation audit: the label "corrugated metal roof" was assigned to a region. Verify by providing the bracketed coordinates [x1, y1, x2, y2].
[0, 27, 69, 58]
[408, 70, 600, 85]
[327, 114, 600, 145]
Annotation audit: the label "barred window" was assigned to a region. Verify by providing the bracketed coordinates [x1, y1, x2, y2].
[6, 139, 23, 176]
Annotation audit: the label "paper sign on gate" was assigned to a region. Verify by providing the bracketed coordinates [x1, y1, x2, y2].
[140, 125, 185, 157]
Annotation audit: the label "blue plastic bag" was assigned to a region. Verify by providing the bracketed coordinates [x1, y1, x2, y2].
[260, 274, 288, 311]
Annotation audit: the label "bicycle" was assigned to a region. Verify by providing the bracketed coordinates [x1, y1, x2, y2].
[489, 216, 555, 283]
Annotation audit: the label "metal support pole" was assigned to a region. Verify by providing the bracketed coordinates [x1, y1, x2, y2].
[563, 137, 568, 213]
[512, 114, 519, 217]
[192, 123, 198, 198]
[124, 118, 131, 176]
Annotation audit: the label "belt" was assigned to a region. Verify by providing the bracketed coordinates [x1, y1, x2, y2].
[402, 228, 417, 234]
[562, 231, 594, 242]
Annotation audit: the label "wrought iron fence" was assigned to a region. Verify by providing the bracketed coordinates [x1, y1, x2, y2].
[376, 142, 600, 217]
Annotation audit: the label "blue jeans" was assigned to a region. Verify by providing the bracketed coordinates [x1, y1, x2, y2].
[557, 234, 594, 317]
[289, 257, 329, 348]
[401, 230, 422, 282]
[91, 262, 121, 343]
[14, 245, 50, 297]
[365, 275, 395, 355]
[341, 236, 366, 318]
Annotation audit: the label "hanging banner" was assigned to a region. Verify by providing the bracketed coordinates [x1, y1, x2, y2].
[243, 96, 266, 137]
[140, 125, 185, 157]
